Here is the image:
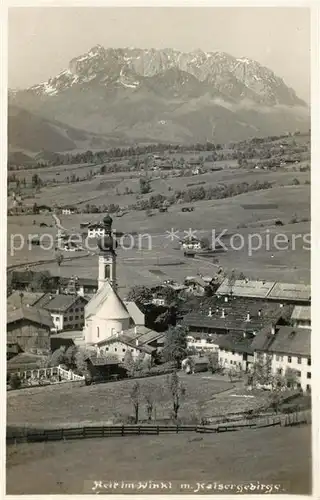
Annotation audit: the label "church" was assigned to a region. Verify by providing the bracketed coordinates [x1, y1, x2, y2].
[82, 215, 161, 360]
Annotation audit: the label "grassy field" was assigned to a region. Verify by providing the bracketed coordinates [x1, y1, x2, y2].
[14, 183, 310, 285]
[7, 373, 235, 427]
[7, 161, 310, 284]
[6, 425, 311, 494]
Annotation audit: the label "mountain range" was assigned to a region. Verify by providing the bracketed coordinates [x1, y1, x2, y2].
[9, 46, 310, 151]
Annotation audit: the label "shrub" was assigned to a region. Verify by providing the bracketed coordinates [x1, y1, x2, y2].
[9, 373, 22, 390]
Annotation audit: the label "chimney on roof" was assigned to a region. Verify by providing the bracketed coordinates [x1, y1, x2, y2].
[224, 296, 228, 303]
[271, 324, 276, 335]
[208, 307, 212, 317]
[216, 307, 219, 314]
[243, 331, 246, 338]
[246, 312, 251, 322]
[26, 304, 30, 308]
[135, 338, 139, 346]
[221, 308, 225, 319]
[258, 309, 262, 317]
[134, 325, 138, 334]
[280, 303, 283, 308]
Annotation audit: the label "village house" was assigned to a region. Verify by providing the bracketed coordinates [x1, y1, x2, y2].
[60, 206, 76, 215]
[35, 293, 88, 331]
[216, 330, 255, 372]
[180, 236, 202, 251]
[7, 306, 53, 351]
[87, 222, 108, 238]
[184, 276, 207, 296]
[251, 324, 311, 392]
[95, 334, 155, 364]
[7, 291, 46, 312]
[186, 333, 218, 352]
[290, 306, 311, 329]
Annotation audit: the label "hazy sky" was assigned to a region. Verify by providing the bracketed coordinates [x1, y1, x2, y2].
[8, 7, 310, 102]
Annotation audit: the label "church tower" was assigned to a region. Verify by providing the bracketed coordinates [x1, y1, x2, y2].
[97, 215, 117, 290]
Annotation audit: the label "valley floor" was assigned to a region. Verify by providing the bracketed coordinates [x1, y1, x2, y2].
[6, 425, 311, 494]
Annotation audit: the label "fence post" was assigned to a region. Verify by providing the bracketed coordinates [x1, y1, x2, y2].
[122, 425, 124, 436]
[157, 426, 159, 435]
[176, 425, 179, 434]
[138, 426, 141, 435]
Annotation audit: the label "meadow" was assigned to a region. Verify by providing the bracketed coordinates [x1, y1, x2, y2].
[8, 181, 310, 285]
[7, 426, 311, 494]
[7, 373, 234, 427]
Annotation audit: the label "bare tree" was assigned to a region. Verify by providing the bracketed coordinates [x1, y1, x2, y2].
[167, 371, 186, 421]
[130, 381, 141, 424]
[55, 252, 64, 270]
[144, 383, 156, 421]
[227, 269, 237, 296]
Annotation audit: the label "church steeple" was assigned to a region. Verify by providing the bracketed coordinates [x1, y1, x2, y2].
[97, 215, 117, 290]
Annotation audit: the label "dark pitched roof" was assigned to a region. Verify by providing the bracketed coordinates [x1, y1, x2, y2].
[183, 298, 293, 333]
[7, 306, 53, 329]
[251, 325, 311, 357]
[38, 294, 85, 313]
[86, 354, 119, 366]
[98, 335, 155, 354]
[7, 291, 45, 312]
[124, 327, 164, 346]
[215, 331, 255, 354]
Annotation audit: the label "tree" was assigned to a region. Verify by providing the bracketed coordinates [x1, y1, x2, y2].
[29, 272, 53, 292]
[32, 203, 39, 214]
[130, 381, 141, 424]
[55, 252, 64, 273]
[207, 352, 220, 373]
[200, 237, 210, 249]
[167, 371, 186, 421]
[49, 346, 67, 367]
[284, 367, 299, 389]
[251, 353, 273, 387]
[64, 345, 78, 369]
[144, 383, 156, 421]
[227, 269, 237, 296]
[162, 325, 188, 368]
[123, 350, 135, 377]
[9, 373, 21, 390]
[74, 347, 92, 375]
[139, 178, 151, 194]
[126, 285, 153, 306]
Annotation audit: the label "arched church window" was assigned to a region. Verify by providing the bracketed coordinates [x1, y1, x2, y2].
[104, 265, 110, 279]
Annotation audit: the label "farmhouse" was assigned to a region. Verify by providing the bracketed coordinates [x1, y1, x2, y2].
[35, 293, 88, 331]
[251, 324, 311, 392]
[7, 306, 53, 351]
[216, 330, 255, 372]
[184, 276, 207, 296]
[60, 206, 76, 215]
[95, 334, 155, 363]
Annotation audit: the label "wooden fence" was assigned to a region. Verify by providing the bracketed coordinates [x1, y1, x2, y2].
[6, 410, 311, 445]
